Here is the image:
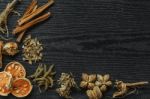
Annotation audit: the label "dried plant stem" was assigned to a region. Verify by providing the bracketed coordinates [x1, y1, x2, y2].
[0, 41, 3, 68]
[13, 12, 50, 34]
[16, 31, 25, 42]
[126, 81, 149, 87]
[18, 0, 54, 26]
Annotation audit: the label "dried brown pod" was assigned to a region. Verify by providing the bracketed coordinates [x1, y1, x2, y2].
[80, 73, 96, 89]
[0, 41, 3, 68]
[3, 42, 19, 56]
[95, 74, 112, 92]
[86, 86, 103, 99]
[113, 80, 149, 98]
[56, 73, 78, 99]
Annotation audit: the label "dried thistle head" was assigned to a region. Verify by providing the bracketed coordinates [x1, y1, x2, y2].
[56, 73, 78, 99]
[80, 73, 96, 89]
[95, 74, 112, 92]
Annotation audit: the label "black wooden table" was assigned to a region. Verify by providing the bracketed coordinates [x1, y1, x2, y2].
[0, 0, 150, 99]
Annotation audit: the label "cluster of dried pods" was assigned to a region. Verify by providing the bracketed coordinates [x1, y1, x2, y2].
[28, 64, 56, 92]
[80, 73, 149, 99]
[22, 35, 43, 64]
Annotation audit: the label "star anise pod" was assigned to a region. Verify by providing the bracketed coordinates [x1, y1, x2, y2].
[80, 73, 96, 89]
[95, 74, 112, 92]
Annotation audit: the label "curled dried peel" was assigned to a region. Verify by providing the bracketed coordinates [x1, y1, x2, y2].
[11, 78, 32, 98]
[5, 61, 26, 80]
[0, 71, 12, 96]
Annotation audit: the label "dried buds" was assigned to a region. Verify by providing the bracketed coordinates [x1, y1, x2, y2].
[56, 73, 78, 99]
[22, 35, 43, 64]
[95, 74, 112, 92]
[80, 73, 96, 89]
[113, 80, 149, 98]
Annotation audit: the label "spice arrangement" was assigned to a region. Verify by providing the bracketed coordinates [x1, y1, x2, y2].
[22, 35, 43, 64]
[28, 64, 56, 92]
[0, 0, 149, 99]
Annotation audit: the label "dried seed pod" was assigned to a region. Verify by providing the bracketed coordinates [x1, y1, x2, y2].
[22, 35, 43, 64]
[3, 42, 19, 56]
[86, 86, 103, 99]
[113, 80, 149, 98]
[95, 74, 112, 92]
[80, 73, 96, 89]
[0, 41, 3, 68]
[56, 73, 78, 99]
[28, 64, 56, 92]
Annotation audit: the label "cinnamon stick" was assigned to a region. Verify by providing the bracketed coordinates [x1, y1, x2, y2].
[13, 12, 51, 34]
[18, 0, 54, 26]
[0, 41, 3, 68]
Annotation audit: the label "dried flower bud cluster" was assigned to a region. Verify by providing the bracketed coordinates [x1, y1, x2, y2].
[80, 73, 112, 99]
[28, 64, 56, 92]
[56, 73, 78, 99]
[22, 35, 43, 64]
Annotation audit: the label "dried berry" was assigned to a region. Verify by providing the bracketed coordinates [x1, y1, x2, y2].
[80, 73, 96, 89]
[22, 35, 43, 64]
[95, 74, 112, 92]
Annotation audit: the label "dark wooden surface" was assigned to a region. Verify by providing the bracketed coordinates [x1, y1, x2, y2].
[0, 0, 150, 99]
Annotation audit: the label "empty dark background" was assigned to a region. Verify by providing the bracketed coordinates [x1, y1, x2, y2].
[0, 0, 150, 99]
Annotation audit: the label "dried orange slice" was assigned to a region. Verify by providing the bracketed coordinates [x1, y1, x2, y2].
[5, 61, 26, 80]
[11, 78, 32, 98]
[0, 71, 12, 96]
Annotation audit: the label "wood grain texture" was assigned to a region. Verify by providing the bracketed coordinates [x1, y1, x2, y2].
[0, 0, 150, 99]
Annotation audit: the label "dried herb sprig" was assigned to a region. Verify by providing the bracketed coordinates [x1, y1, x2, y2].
[22, 35, 43, 64]
[28, 64, 56, 92]
[0, 0, 19, 37]
[56, 73, 78, 99]
[13, 0, 54, 42]
[113, 80, 149, 98]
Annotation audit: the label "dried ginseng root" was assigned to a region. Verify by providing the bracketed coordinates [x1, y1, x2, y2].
[13, 0, 54, 42]
[11, 78, 33, 98]
[22, 35, 43, 64]
[28, 64, 56, 92]
[4, 61, 26, 80]
[0, 71, 12, 96]
[113, 80, 149, 98]
[56, 73, 78, 99]
[0, 0, 19, 36]
[2, 42, 19, 56]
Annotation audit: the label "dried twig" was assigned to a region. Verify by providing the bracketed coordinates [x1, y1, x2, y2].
[0, 41, 3, 68]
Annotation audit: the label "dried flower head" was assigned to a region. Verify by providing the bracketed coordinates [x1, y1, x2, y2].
[80, 73, 96, 89]
[3, 42, 19, 56]
[113, 80, 149, 98]
[95, 74, 112, 92]
[22, 35, 43, 64]
[56, 73, 78, 99]
[86, 86, 103, 99]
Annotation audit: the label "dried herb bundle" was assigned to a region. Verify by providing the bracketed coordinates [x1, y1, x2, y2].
[113, 80, 149, 98]
[13, 0, 54, 42]
[80, 73, 112, 99]
[56, 73, 78, 99]
[0, 0, 19, 37]
[22, 35, 43, 64]
[28, 64, 56, 92]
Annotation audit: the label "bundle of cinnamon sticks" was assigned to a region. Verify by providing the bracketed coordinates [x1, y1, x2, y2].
[13, 0, 54, 42]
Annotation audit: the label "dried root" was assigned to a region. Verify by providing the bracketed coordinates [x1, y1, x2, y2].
[113, 80, 149, 98]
